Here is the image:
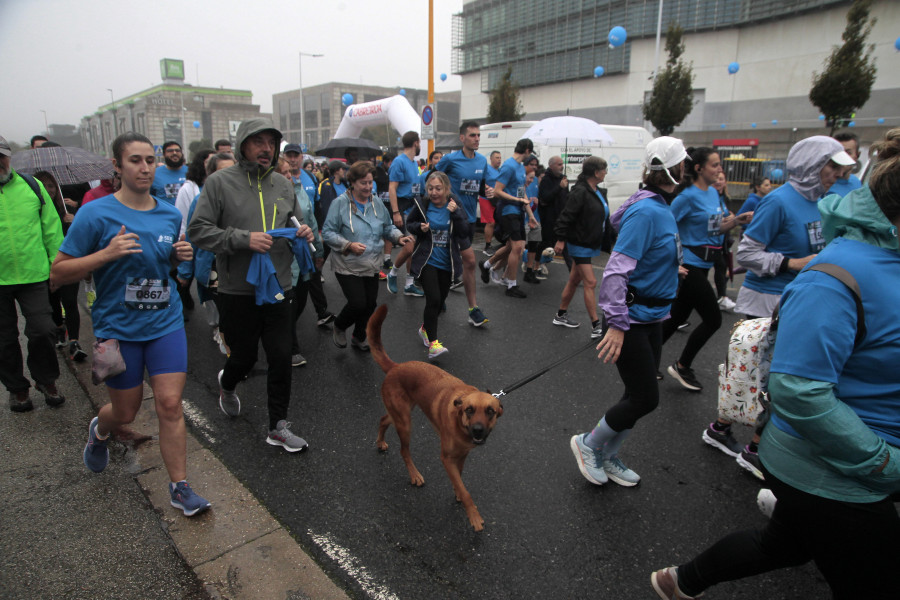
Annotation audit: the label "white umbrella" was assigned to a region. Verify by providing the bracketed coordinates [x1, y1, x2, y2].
[521, 116, 614, 148]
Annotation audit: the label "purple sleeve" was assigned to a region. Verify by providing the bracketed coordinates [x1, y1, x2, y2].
[597, 251, 638, 331]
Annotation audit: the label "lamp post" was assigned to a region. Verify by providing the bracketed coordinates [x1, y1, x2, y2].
[107, 88, 117, 137]
[299, 51, 323, 150]
[40, 110, 48, 134]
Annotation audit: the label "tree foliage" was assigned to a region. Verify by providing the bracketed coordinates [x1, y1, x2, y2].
[487, 68, 525, 123]
[642, 23, 695, 136]
[809, 0, 877, 135]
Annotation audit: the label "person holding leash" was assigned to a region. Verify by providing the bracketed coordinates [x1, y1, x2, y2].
[406, 171, 470, 360]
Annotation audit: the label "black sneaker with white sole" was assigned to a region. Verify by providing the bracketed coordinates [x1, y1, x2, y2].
[667, 362, 703, 392]
[552, 313, 580, 328]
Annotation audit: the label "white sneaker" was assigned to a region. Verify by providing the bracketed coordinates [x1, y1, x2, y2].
[489, 268, 509, 286]
[718, 296, 736, 312]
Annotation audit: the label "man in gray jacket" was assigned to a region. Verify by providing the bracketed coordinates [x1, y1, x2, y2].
[188, 118, 314, 452]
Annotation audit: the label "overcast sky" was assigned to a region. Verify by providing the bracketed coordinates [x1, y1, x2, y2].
[0, 0, 463, 145]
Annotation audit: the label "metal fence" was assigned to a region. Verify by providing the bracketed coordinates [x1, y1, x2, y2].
[722, 158, 787, 200]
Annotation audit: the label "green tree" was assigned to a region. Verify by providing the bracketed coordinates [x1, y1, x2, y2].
[809, 0, 877, 135]
[642, 23, 695, 136]
[188, 138, 213, 160]
[486, 68, 525, 123]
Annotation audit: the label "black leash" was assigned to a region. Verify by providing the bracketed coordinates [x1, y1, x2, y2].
[491, 337, 598, 398]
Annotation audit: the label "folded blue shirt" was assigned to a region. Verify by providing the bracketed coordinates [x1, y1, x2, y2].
[246, 228, 315, 305]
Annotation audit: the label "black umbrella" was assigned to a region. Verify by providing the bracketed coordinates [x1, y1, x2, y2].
[315, 137, 382, 159]
[11, 146, 115, 185]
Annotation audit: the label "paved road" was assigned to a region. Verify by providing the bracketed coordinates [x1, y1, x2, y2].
[178, 258, 829, 599]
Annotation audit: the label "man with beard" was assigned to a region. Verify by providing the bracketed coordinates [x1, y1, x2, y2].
[151, 141, 188, 205]
[188, 119, 315, 452]
[0, 135, 65, 412]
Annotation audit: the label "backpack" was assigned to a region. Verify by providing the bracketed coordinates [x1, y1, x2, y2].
[20, 173, 45, 214]
[717, 263, 866, 427]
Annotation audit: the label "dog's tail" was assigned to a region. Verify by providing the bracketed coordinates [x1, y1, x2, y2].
[367, 304, 397, 373]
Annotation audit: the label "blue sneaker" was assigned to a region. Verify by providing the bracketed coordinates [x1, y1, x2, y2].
[403, 283, 424, 297]
[169, 481, 211, 517]
[602, 455, 641, 487]
[569, 434, 607, 485]
[468, 306, 489, 327]
[386, 273, 398, 294]
[83, 417, 109, 473]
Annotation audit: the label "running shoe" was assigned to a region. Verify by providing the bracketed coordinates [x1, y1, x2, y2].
[737, 446, 765, 480]
[35, 382, 65, 407]
[266, 420, 308, 452]
[482, 243, 495, 257]
[449, 278, 463, 290]
[55, 326, 67, 348]
[569, 433, 608, 485]
[386, 272, 399, 294]
[702, 423, 741, 457]
[505, 285, 527, 298]
[333, 325, 348, 348]
[667, 362, 703, 392]
[83, 417, 109, 473]
[9, 390, 33, 413]
[717, 296, 736, 312]
[291, 353, 307, 367]
[428, 340, 449, 360]
[403, 283, 424, 297]
[552, 313, 580, 328]
[603, 455, 641, 486]
[378, 270, 387, 281]
[468, 307, 489, 327]
[676, 320, 690, 331]
[479, 261, 491, 283]
[489, 269, 508, 286]
[351, 337, 370, 352]
[382, 257, 393, 271]
[650, 567, 698, 599]
[169, 481, 211, 517]
[217, 370, 241, 417]
[417, 325, 430, 347]
[316, 312, 336, 328]
[590, 322, 604, 339]
[68, 340, 88, 363]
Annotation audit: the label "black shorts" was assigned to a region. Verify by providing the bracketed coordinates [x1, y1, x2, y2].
[572, 255, 594, 265]
[499, 213, 526, 242]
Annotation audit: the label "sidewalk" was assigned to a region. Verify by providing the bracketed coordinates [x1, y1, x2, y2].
[0, 303, 349, 600]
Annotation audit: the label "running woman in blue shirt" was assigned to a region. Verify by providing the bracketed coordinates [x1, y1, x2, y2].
[50, 132, 210, 517]
[662, 148, 750, 393]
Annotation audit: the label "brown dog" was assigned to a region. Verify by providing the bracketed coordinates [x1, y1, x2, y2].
[367, 305, 503, 531]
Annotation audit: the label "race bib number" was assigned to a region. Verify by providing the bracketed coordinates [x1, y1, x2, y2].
[432, 228, 449, 248]
[124, 278, 170, 310]
[411, 183, 421, 196]
[707, 212, 723, 235]
[516, 186, 526, 199]
[164, 182, 181, 199]
[806, 221, 825, 252]
[378, 191, 391, 202]
[460, 178, 480, 194]
[675, 233, 684, 265]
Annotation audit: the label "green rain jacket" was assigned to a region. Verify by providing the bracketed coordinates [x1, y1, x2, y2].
[0, 170, 63, 285]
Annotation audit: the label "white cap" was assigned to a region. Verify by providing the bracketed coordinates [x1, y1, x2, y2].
[829, 149, 856, 167]
[644, 136, 687, 185]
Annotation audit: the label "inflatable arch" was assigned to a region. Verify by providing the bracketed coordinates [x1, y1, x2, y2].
[333, 95, 425, 157]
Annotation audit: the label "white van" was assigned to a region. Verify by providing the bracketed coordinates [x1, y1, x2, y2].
[479, 121, 653, 212]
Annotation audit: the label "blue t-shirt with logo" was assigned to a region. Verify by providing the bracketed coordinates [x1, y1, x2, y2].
[670, 185, 727, 269]
[742, 183, 824, 295]
[389, 154, 421, 199]
[60, 194, 184, 341]
[425, 203, 452, 272]
[297, 170, 319, 208]
[485, 164, 501, 188]
[436, 151, 488, 223]
[496, 157, 527, 217]
[827, 174, 862, 198]
[614, 197, 680, 322]
[150, 165, 187, 205]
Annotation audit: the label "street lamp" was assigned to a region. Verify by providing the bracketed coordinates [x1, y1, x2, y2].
[40, 110, 48, 134]
[107, 88, 117, 137]
[299, 51, 323, 150]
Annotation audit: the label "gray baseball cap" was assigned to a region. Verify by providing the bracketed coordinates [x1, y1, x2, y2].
[0, 136, 11, 157]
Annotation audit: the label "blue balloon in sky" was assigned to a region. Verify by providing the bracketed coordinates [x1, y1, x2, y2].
[895, 37, 900, 51]
[593, 66, 605, 77]
[720, 123, 726, 129]
[727, 62, 740, 74]
[342, 93, 353, 106]
[878, 117, 886, 124]
[399, 89, 406, 97]
[192, 120, 200, 128]
[771, 168, 784, 180]
[751, 122, 757, 128]
[771, 119, 779, 125]
[440, 73, 447, 81]
[608, 26, 627, 47]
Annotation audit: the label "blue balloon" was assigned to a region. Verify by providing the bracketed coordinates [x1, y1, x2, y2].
[878, 117, 886, 125]
[593, 66, 605, 77]
[720, 123, 727, 129]
[818, 114, 825, 121]
[895, 37, 900, 51]
[848, 121, 856, 127]
[751, 122, 757, 128]
[399, 89, 406, 97]
[727, 62, 739, 74]
[608, 26, 627, 47]
[192, 120, 200, 129]
[342, 93, 353, 106]
[440, 73, 447, 81]
[771, 168, 784, 180]
[771, 119, 779, 125]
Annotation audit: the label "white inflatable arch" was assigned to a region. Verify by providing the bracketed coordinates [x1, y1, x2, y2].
[333, 95, 422, 151]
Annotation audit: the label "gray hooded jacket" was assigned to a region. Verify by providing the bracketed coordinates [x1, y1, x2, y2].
[187, 118, 304, 295]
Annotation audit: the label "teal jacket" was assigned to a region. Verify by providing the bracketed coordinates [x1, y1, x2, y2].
[0, 171, 63, 285]
[321, 191, 403, 277]
[761, 185, 900, 503]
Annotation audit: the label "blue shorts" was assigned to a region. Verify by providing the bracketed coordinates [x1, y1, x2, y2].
[105, 328, 188, 390]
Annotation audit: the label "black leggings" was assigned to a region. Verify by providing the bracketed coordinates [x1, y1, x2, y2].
[662, 265, 722, 368]
[291, 269, 329, 354]
[605, 322, 662, 431]
[49, 282, 80, 340]
[678, 469, 900, 599]
[419, 265, 451, 342]
[713, 251, 728, 297]
[334, 273, 379, 341]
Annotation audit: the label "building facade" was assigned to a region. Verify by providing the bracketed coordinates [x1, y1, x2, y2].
[273, 83, 461, 151]
[452, 0, 899, 154]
